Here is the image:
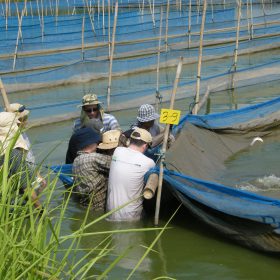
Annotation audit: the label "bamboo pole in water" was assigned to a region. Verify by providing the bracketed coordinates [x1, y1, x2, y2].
[85, 0, 96, 35]
[41, 0, 44, 41]
[193, 0, 207, 115]
[108, 0, 111, 57]
[13, 6, 26, 71]
[0, 78, 11, 112]
[29, 0, 33, 18]
[155, 6, 163, 112]
[154, 56, 183, 226]
[188, 0, 192, 48]
[81, 15, 85, 61]
[250, 0, 254, 38]
[165, 0, 170, 51]
[231, 0, 242, 89]
[107, 0, 118, 112]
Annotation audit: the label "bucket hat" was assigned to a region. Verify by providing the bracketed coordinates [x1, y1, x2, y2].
[0, 112, 28, 155]
[8, 103, 30, 119]
[72, 127, 101, 151]
[98, 130, 121, 150]
[78, 94, 102, 107]
[130, 127, 152, 144]
[137, 104, 159, 123]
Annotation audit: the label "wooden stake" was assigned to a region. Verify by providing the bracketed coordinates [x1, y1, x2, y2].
[13, 6, 26, 71]
[155, 6, 163, 112]
[154, 56, 183, 226]
[165, 0, 170, 51]
[108, 0, 111, 57]
[188, 0, 192, 48]
[233, 0, 242, 70]
[107, 0, 118, 112]
[0, 78, 11, 111]
[81, 15, 85, 61]
[193, 0, 207, 115]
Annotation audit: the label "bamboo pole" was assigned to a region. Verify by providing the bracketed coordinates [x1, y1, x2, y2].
[154, 56, 183, 226]
[188, 0, 192, 48]
[155, 6, 163, 112]
[41, 0, 45, 41]
[249, 0, 254, 39]
[193, 0, 207, 115]
[5, 0, 8, 30]
[196, 0, 200, 24]
[191, 86, 210, 114]
[107, 0, 118, 112]
[13, 6, 26, 71]
[81, 15, 85, 61]
[231, 0, 242, 90]
[102, 0, 105, 35]
[29, 0, 33, 18]
[210, 0, 214, 22]
[85, 0, 96, 35]
[108, 0, 111, 57]
[0, 78, 11, 112]
[165, 0, 170, 51]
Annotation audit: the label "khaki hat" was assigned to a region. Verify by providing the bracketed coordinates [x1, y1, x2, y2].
[130, 127, 152, 144]
[98, 130, 121, 150]
[0, 112, 28, 155]
[78, 94, 102, 107]
[8, 103, 30, 119]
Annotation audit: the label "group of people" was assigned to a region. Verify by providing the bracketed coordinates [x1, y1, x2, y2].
[0, 93, 173, 221]
[67, 93, 169, 221]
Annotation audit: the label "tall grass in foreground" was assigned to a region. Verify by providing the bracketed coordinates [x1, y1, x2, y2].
[0, 143, 171, 279]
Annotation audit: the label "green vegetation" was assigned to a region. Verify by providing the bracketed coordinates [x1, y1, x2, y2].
[0, 139, 170, 279]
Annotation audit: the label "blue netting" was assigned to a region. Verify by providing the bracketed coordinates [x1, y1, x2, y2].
[175, 95, 280, 131]
[147, 167, 280, 232]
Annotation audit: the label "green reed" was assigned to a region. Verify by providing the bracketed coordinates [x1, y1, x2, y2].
[0, 137, 169, 279]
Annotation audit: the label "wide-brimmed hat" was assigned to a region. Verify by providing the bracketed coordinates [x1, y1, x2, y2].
[78, 94, 102, 107]
[130, 127, 152, 144]
[72, 127, 101, 151]
[137, 104, 159, 123]
[98, 130, 121, 150]
[8, 103, 30, 119]
[0, 112, 28, 155]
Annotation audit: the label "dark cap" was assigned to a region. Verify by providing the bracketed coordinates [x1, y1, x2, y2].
[72, 127, 101, 151]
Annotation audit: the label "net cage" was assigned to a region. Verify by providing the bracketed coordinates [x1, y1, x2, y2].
[0, 0, 279, 126]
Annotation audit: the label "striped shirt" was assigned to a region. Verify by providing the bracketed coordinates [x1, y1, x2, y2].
[73, 113, 120, 133]
[73, 151, 112, 210]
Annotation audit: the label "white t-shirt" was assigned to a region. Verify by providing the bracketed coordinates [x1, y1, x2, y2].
[106, 147, 155, 221]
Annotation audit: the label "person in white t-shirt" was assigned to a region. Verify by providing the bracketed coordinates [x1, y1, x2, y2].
[106, 128, 155, 221]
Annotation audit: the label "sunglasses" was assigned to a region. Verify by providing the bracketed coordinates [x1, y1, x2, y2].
[83, 107, 99, 113]
[17, 105, 26, 113]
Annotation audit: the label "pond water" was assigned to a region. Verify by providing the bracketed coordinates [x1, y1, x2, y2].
[26, 80, 280, 279]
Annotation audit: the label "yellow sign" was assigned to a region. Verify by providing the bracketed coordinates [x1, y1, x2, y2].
[159, 109, 181, 125]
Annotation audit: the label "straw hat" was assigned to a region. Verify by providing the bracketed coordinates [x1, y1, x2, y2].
[137, 104, 159, 123]
[98, 130, 121, 150]
[130, 127, 152, 144]
[8, 103, 30, 119]
[78, 94, 102, 107]
[0, 112, 28, 155]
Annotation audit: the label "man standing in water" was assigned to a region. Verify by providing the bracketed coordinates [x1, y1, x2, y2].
[73, 129, 121, 210]
[73, 93, 120, 133]
[106, 128, 155, 221]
